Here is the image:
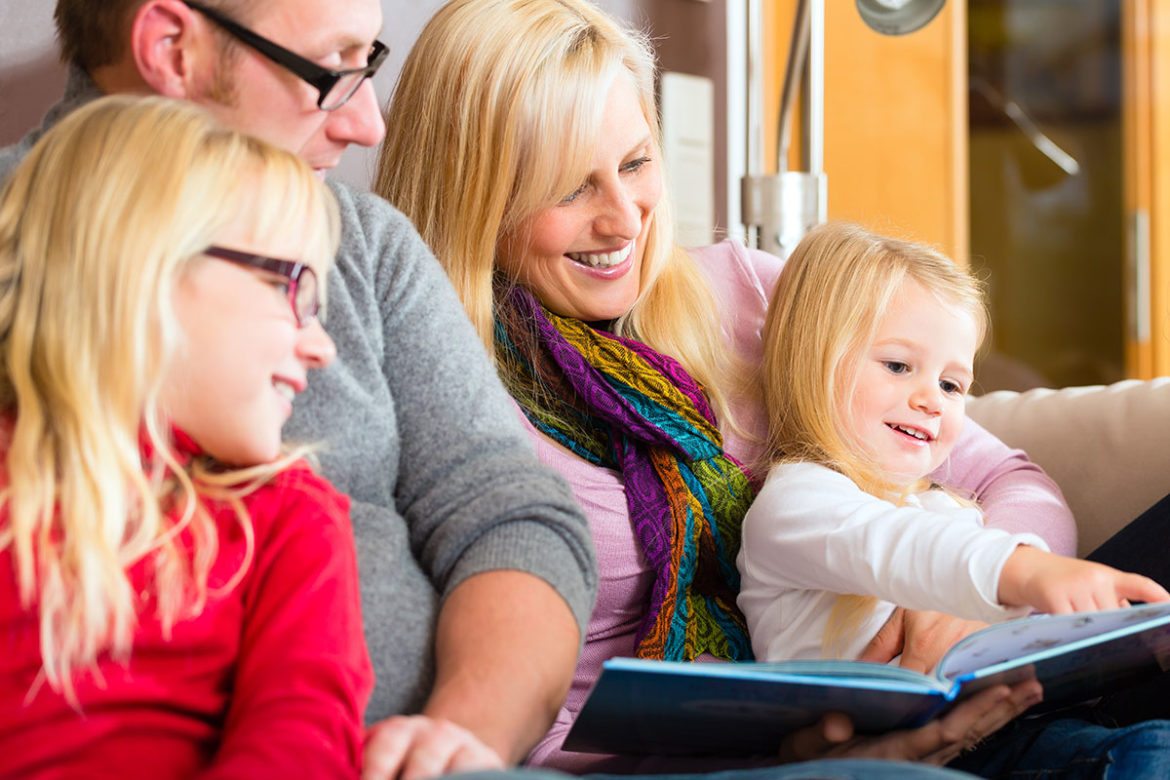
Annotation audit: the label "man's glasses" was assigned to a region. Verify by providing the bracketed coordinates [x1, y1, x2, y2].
[204, 246, 320, 327]
[183, 0, 388, 111]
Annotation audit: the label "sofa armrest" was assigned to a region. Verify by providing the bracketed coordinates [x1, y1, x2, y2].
[967, 378, 1170, 557]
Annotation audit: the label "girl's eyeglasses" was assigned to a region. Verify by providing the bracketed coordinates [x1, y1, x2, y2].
[203, 246, 320, 327]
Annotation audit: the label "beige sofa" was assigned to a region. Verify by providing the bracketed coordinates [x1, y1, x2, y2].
[968, 378, 1170, 557]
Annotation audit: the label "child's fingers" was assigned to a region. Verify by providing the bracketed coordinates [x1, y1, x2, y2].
[363, 717, 418, 780]
[1116, 573, 1170, 605]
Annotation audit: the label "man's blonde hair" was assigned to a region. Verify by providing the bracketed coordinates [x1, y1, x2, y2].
[376, 0, 734, 420]
[0, 95, 338, 702]
[757, 222, 987, 653]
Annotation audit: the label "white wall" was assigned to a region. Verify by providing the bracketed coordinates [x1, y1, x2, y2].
[332, 1, 447, 187]
[0, 1, 642, 190]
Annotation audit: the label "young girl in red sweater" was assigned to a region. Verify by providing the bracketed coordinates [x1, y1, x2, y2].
[0, 96, 371, 778]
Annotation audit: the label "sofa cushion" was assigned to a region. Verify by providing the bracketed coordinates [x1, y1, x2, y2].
[968, 378, 1170, 557]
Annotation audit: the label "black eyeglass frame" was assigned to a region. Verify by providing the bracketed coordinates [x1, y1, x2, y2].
[203, 245, 320, 327]
[183, 0, 388, 111]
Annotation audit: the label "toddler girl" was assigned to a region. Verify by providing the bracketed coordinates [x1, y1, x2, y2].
[737, 221, 1168, 662]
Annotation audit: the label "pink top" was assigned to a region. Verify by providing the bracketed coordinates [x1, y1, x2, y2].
[523, 240, 1076, 772]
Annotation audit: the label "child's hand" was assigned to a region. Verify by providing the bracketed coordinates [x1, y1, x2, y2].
[362, 715, 504, 780]
[999, 545, 1170, 614]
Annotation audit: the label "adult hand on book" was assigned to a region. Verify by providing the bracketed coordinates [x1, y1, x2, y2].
[776, 680, 1043, 766]
[860, 608, 988, 674]
[362, 715, 505, 780]
[999, 546, 1170, 613]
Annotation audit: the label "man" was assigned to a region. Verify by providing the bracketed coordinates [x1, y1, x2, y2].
[1, 2, 1040, 778]
[0, 1, 597, 777]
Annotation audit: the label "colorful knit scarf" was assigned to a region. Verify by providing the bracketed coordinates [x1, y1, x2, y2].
[495, 283, 754, 661]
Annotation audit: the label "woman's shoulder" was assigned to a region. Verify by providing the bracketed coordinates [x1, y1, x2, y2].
[686, 239, 784, 356]
[688, 239, 785, 300]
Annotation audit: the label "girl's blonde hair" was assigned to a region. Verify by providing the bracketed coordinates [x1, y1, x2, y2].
[757, 222, 987, 653]
[0, 95, 339, 702]
[376, 0, 733, 419]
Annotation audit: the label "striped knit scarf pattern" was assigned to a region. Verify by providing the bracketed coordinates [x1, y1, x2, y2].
[495, 283, 754, 661]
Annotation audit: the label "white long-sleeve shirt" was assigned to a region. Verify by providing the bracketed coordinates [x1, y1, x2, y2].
[737, 462, 1049, 662]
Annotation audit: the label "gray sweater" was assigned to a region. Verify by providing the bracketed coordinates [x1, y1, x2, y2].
[1, 71, 598, 723]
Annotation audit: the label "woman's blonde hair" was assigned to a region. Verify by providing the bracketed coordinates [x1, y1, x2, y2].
[757, 222, 987, 653]
[376, 0, 733, 419]
[0, 95, 339, 702]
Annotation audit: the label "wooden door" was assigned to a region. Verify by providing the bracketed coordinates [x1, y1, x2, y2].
[762, 0, 969, 262]
[1124, 0, 1170, 377]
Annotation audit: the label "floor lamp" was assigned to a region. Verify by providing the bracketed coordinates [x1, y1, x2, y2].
[741, 0, 947, 257]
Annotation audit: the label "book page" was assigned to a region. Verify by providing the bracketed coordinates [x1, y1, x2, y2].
[937, 602, 1170, 681]
[745, 658, 942, 688]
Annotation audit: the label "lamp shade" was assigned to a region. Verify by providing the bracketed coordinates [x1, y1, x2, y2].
[856, 0, 945, 35]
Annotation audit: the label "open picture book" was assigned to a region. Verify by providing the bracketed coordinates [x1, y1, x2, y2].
[563, 601, 1170, 757]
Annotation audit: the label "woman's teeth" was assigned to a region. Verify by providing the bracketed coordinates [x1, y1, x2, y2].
[567, 243, 633, 268]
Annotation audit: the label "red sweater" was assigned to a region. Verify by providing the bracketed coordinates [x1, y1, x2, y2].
[0, 441, 372, 779]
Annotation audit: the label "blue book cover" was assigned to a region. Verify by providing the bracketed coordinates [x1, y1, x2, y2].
[563, 602, 1170, 757]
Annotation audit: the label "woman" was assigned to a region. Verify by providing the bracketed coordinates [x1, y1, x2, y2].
[0, 95, 370, 777]
[373, 0, 1122, 774]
